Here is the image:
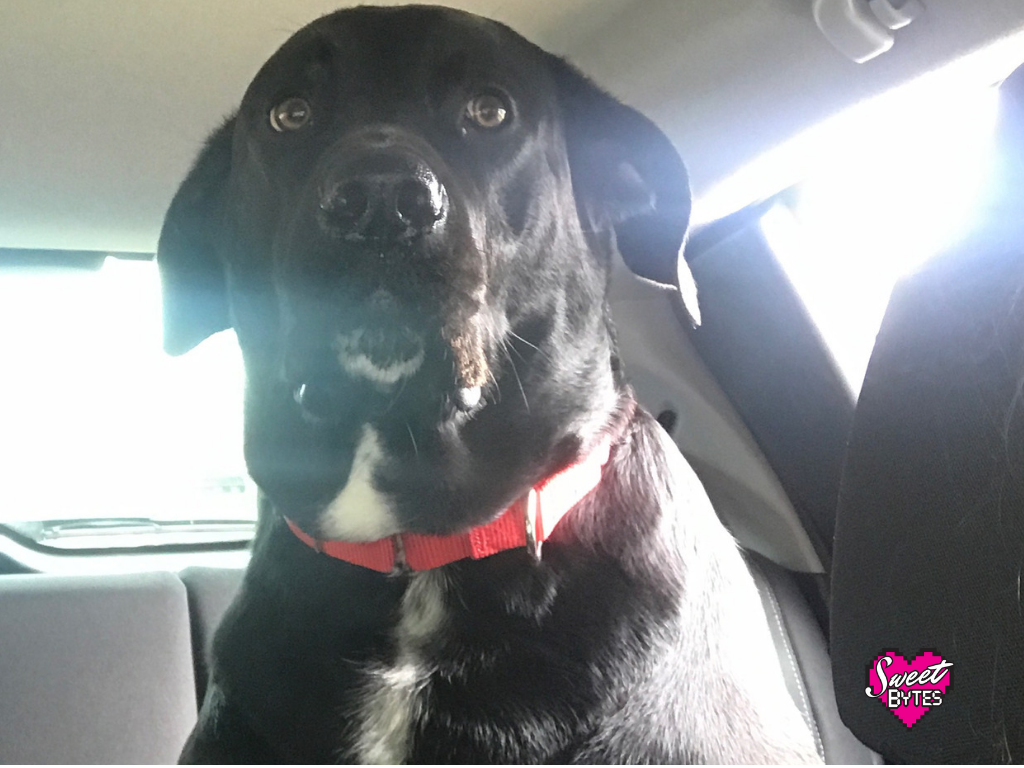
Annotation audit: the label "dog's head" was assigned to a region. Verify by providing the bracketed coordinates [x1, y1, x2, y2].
[159, 5, 695, 537]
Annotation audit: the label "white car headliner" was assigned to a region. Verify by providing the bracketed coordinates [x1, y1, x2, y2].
[2, 0, 1023, 253]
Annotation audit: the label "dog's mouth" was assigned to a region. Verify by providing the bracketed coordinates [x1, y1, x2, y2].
[285, 278, 493, 424]
[290, 317, 426, 421]
[291, 316, 488, 424]
[332, 325, 426, 388]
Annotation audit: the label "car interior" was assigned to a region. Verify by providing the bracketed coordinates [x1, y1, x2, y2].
[1, 0, 1023, 763]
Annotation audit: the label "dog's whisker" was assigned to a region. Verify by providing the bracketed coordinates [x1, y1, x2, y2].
[405, 422, 420, 461]
[505, 332, 553, 370]
[507, 330, 548, 360]
[506, 339, 528, 362]
[487, 367, 502, 404]
[382, 373, 412, 415]
[501, 341, 530, 413]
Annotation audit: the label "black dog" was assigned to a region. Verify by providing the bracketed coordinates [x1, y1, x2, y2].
[159, 5, 820, 763]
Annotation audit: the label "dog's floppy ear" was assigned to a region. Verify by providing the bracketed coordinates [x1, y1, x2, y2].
[157, 116, 236, 355]
[552, 59, 699, 323]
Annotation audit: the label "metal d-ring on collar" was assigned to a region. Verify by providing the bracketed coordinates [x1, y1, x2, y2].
[524, 487, 542, 561]
[391, 533, 410, 576]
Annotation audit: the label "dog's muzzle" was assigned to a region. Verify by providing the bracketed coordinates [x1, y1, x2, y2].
[289, 135, 487, 421]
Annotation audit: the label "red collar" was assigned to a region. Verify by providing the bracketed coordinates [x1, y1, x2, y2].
[285, 438, 611, 573]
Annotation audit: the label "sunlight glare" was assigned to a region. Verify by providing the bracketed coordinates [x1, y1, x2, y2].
[760, 76, 1002, 390]
[0, 257, 252, 522]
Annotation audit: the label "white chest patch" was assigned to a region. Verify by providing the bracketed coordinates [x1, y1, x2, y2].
[354, 571, 447, 764]
[318, 424, 400, 542]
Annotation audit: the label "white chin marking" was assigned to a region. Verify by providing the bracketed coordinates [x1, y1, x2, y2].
[335, 330, 424, 388]
[318, 424, 399, 542]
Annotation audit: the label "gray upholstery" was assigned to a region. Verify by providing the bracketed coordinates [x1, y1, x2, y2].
[748, 554, 881, 765]
[0, 572, 197, 764]
[178, 566, 245, 704]
[0, 561, 866, 764]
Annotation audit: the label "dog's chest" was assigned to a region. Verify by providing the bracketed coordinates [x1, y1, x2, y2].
[351, 570, 447, 764]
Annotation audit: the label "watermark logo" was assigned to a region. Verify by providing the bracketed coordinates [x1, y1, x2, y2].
[865, 650, 953, 727]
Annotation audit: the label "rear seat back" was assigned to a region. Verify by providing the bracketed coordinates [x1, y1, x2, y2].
[1, 562, 870, 763]
[0, 572, 197, 764]
[179, 566, 244, 705]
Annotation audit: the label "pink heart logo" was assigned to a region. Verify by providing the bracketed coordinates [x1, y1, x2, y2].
[865, 650, 953, 727]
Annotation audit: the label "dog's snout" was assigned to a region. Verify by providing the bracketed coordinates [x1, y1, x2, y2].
[319, 159, 447, 242]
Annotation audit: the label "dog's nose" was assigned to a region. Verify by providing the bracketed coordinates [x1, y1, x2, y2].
[319, 162, 447, 241]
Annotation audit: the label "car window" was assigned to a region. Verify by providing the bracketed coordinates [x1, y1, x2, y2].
[0, 256, 254, 547]
[761, 79, 1001, 392]
[694, 37, 1020, 394]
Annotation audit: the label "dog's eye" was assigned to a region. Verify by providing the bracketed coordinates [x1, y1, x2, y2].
[465, 93, 509, 129]
[270, 97, 312, 132]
